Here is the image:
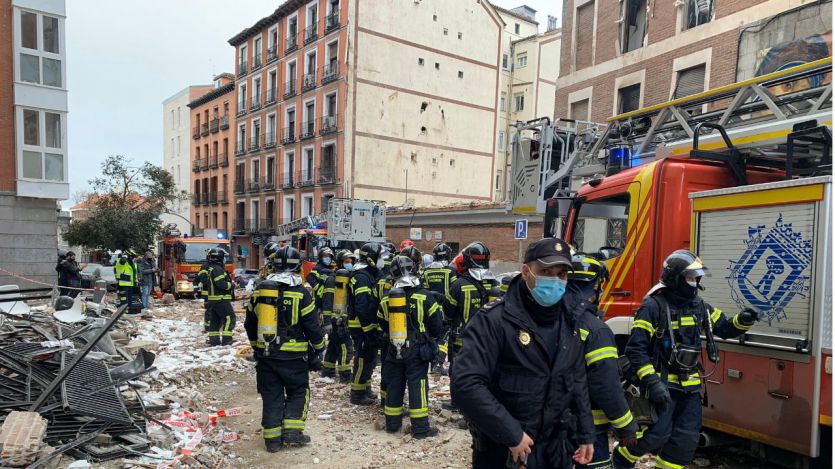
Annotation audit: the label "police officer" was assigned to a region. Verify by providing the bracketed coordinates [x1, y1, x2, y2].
[321, 250, 356, 382]
[422, 243, 457, 374]
[452, 238, 594, 468]
[569, 255, 638, 469]
[115, 249, 140, 310]
[244, 246, 326, 452]
[307, 247, 335, 311]
[444, 242, 497, 361]
[197, 248, 235, 346]
[377, 255, 443, 438]
[347, 242, 384, 405]
[612, 250, 761, 469]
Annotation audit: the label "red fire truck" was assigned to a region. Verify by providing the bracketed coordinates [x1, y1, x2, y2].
[158, 236, 233, 298]
[513, 58, 832, 465]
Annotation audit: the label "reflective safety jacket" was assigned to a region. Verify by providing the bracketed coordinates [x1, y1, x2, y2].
[320, 274, 336, 321]
[115, 257, 137, 288]
[244, 282, 326, 358]
[422, 264, 456, 298]
[347, 266, 381, 333]
[197, 261, 233, 302]
[377, 288, 444, 353]
[626, 292, 750, 392]
[306, 262, 333, 307]
[445, 274, 497, 344]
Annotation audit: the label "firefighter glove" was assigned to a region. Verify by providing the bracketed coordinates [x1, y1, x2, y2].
[644, 376, 672, 411]
[738, 307, 762, 325]
[308, 349, 324, 372]
[614, 420, 640, 447]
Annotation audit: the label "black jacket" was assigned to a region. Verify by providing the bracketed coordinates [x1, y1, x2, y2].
[58, 259, 81, 288]
[347, 266, 381, 333]
[451, 276, 595, 450]
[307, 262, 333, 303]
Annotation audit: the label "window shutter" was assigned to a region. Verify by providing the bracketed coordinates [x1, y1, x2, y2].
[674, 65, 706, 99]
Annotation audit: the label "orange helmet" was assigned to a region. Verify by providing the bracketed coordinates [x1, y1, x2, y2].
[451, 253, 466, 274]
[400, 239, 415, 251]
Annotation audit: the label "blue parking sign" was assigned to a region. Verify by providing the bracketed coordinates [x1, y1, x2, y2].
[514, 219, 528, 240]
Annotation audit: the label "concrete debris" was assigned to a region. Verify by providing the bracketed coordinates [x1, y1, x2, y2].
[0, 411, 48, 467]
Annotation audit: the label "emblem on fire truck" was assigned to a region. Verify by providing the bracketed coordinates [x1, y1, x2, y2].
[726, 214, 813, 326]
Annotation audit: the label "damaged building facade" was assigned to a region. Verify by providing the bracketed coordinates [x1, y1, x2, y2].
[555, 0, 832, 124]
[0, 0, 68, 288]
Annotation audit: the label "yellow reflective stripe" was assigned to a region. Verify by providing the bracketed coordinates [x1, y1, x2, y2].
[711, 308, 722, 323]
[665, 372, 701, 386]
[362, 323, 378, 332]
[439, 344, 448, 354]
[348, 318, 361, 328]
[354, 286, 372, 295]
[733, 314, 752, 331]
[579, 328, 589, 341]
[637, 364, 655, 379]
[617, 445, 640, 463]
[592, 409, 609, 425]
[655, 456, 684, 469]
[323, 288, 335, 293]
[446, 292, 458, 306]
[300, 301, 315, 316]
[632, 320, 655, 335]
[585, 346, 618, 366]
[384, 406, 404, 416]
[427, 301, 441, 317]
[351, 358, 366, 390]
[679, 316, 696, 326]
[213, 274, 227, 281]
[302, 388, 310, 421]
[610, 410, 634, 429]
[263, 426, 283, 439]
[284, 291, 304, 299]
[409, 408, 429, 418]
[279, 341, 308, 352]
[283, 419, 305, 430]
[311, 338, 326, 350]
[421, 378, 427, 411]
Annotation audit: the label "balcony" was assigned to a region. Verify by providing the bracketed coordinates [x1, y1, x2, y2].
[234, 180, 245, 194]
[200, 158, 209, 171]
[219, 153, 229, 167]
[302, 72, 317, 93]
[318, 165, 337, 185]
[325, 10, 340, 33]
[264, 132, 276, 149]
[265, 87, 277, 105]
[192, 127, 200, 140]
[252, 55, 262, 71]
[299, 169, 315, 187]
[249, 135, 261, 153]
[281, 172, 295, 189]
[238, 61, 248, 77]
[210, 118, 219, 133]
[262, 177, 276, 191]
[304, 22, 318, 45]
[217, 191, 228, 204]
[300, 120, 316, 140]
[283, 79, 297, 99]
[237, 102, 246, 116]
[235, 141, 246, 156]
[220, 115, 230, 130]
[233, 219, 247, 235]
[281, 125, 296, 145]
[321, 63, 339, 85]
[285, 34, 298, 55]
[247, 178, 261, 193]
[208, 191, 218, 205]
[251, 95, 261, 111]
[192, 194, 202, 205]
[209, 154, 219, 169]
[192, 159, 201, 173]
[258, 218, 276, 233]
[200, 192, 209, 205]
[245, 219, 260, 233]
[321, 114, 337, 135]
[201, 123, 210, 136]
[267, 45, 278, 63]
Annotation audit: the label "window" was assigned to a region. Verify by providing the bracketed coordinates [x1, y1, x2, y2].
[449, 159, 455, 167]
[17, 11, 63, 87]
[435, 62, 440, 70]
[514, 94, 525, 112]
[621, 0, 647, 53]
[496, 173, 501, 190]
[685, 0, 713, 29]
[502, 54, 509, 69]
[458, 32, 462, 39]
[253, 37, 261, 63]
[302, 195, 314, 216]
[498, 131, 505, 150]
[673, 64, 706, 99]
[283, 197, 295, 221]
[458, 71, 463, 78]
[514, 23, 520, 34]
[418, 58, 424, 66]
[18, 108, 65, 181]
[571, 193, 630, 260]
[239, 44, 247, 68]
[443, 28, 448, 35]
[500, 93, 506, 112]
[617, 84, 641, 114]
[570, 99, 589, 121]
[517, 53, 527, 68]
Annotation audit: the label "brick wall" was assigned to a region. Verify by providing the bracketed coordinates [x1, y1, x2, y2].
[574, 3, 595, 71]
[0, 1, 16, 191]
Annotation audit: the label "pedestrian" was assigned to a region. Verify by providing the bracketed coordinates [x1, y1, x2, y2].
[347, 242, 384, 405]
[138, 251, 158, 309]
[57, 251, 82, 298]
[196, 248, 235, 346]
[115, 249, 140, 311]
[612, 250, 761, 469]
[568, 255, 639, 469]
[244, 246, 326, 452]
[451, 238, 594, 468]
[320, 249, 356, 383]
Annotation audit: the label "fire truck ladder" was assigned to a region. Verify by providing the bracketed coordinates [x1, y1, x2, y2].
[275, 213, 327, 238]
[586, 57, 832, 172]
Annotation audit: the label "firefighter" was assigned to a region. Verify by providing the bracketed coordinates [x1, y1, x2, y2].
[612, 250, 762, 469]
[244, 246, 326, 452]
[444, 242, 497, 362]
[569, 255, 638, 469]
[196, 248, 236, 346]
[422, 243, 457, 374]
[347, 242, 384, 405]
[262, 242, 281, 279]
[321, 250, 356, 382]
[399, 245, 424, 275]
[307, 247, 335, 311]
[115, 249, 140, 311]
[451, 238, 595, 468]
[376, 255, 443, 438]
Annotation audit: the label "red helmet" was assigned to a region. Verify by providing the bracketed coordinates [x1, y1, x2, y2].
[451, 253, 466, 274]
[400, 239, 415, 250]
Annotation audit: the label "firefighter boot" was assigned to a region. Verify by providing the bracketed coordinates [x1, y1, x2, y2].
[338, 371, 353, 383]
[350, 389, 375, 406]
[320, 367, 336, 379]
[413, 427, 439, 439]
[282, 430, 311, 447]
[265, 439, 282, 453]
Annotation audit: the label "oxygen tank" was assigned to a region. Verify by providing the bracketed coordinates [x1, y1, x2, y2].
[333, 269, 349, 315]
[488, 283, 502, 303]
[255, 280, 280, 350]
[388, 287, 408, 358]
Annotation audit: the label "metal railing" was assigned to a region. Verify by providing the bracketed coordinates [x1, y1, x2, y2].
[284, 79, 297, 99]
[233, 180, 245, 194]
[325, 10, 340, 33]
[304, 22, 318, 44]
[217, 191, 228, 204]
[192, 194, 202, 205]
[266, 87, 277, 104]
[201, 123, 209, 136]
[210, 118, 219, 133]
[235, 141, 246, 156]
[302, 72, 317, 92]
[250, 135, 260, 152]
[247, 178, 260, 193]
[299, 169, 315, 187]
[209, 154, 219, 169]
[252, 55, 262, 70]
[200, 192, 209, 205]
[322, 63, 339, 84]
[259, 218, 276, 233]
[264, 132, 276, 149]
[282, 125, 296, 144]
[237, 102, 246, 116]
[192, 159, 201, 172]
[192, 127, 200, 140]
[208, 192, 218, 205]
[200, 158, 209, 171]
[318, 165, 337, 184]
[285, 34, 298, 54]
[218, 152, 229, 167]
[300, 120, 316, 140]
[267, 45, 278, 63]
[282, 172, 295, 189]
[251, 95, 261, 111]
[238, 61, 247, 77]
[262, 176, 276, 191]
[233, 219, 247, 234]
[321, 115, 337, 134]
[220, 115, 229, 129]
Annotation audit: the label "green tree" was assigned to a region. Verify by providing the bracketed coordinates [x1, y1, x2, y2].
[64, 156, 186, 252]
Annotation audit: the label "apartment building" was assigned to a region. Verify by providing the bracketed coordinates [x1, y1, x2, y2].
[0, 0, 68, 287]
[188, 74, 236, 237]
[555, 0, 831, 124]
[162, 84, 212, 235]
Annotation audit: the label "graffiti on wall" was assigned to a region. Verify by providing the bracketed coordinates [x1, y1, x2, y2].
[755, 32, 832, 93]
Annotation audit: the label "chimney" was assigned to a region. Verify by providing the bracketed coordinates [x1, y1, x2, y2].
[547, 15, 558, 31]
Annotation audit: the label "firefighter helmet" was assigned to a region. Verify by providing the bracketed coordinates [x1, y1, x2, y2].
[207, 248, 227, 263]
[389, 255, 417, 280]
[275, 246, 303, 272]
[400, 239, 415, 251]
[661, 250, 710, 285]
[569, 255, 610, 284]
[399, 246, 422, 272]
[433, 243, 452, 262]
[263, 242, 280, 259]
[318, 247, 334, 260]
[451, 253, 466, 274]
[462, 242, 490, 269]
[335, 249, 356, 268]
[358, 242, 383, 266]
[382, 242, 397, 256]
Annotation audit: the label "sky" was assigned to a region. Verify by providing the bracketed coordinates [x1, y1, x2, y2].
[63, 0, 561, 208]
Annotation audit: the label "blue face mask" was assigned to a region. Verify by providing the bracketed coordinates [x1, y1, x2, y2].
[322, 257, 332, 266]
[344, 263, 354, 271]
[528, 273, 567, 307]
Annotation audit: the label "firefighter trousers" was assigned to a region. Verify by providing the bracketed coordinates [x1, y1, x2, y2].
[350, 330, 378, 396]
[613, 390, 701, 469]
[256, 357, 310, 443]
[206, 300, 236, 346]
[379, 340, 390, 402]
[382, 351, 431, 434]
[323, 327, 353, 377]
[118, 286, 138, 309]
